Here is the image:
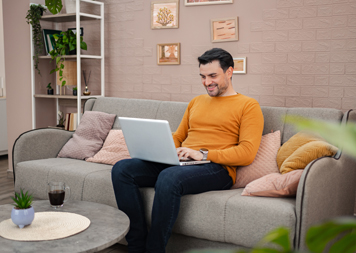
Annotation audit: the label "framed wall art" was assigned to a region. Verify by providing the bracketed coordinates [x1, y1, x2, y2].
[151, 0, 179, 29]
[157, 43, 181, 65]
[233, 57, 246, 74]
[185, 0, 233, 6]
[211, 17, 238, 43]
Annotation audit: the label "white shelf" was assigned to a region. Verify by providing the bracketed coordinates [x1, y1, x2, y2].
[34, 94, 100, 99]
[41, 13, 100, 22]
[38, 55, 102, 59]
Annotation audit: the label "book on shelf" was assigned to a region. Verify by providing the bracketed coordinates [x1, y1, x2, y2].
[64, 113, 78, 131]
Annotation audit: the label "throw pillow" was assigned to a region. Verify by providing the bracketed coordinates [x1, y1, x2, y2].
[241, 169, 304, 197]
[231, 130, 281, 189]
[57, 111, 116, 160]
[277, 131, 338, 174]
[86, 130, 131, 165]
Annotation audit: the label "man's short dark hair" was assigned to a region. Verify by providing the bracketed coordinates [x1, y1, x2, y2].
[198, 48, 234, 72]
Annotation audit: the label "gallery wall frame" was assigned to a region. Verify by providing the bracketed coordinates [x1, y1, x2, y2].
[157, 43, 181, 65]
[233, 57, 246, 74]
[151, 0, 179, 29]
[211, 17, 238, 43]
[185, 0, 233, 6]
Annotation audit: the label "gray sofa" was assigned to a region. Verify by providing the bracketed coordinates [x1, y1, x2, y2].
[13, 97, 356, 252]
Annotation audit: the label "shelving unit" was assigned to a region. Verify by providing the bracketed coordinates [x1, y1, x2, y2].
[30, 0, 105, 129]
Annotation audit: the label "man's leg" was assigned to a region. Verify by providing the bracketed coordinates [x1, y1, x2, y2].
[146, 162, 233, 253]
[111, 158, 169, 253]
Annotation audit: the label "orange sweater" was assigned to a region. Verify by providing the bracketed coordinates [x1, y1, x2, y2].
[173, 94, 264, 184]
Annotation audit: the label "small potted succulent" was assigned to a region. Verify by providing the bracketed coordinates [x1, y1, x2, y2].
[57, 111, 65, 127]
[11, 189, 35, 229]
[47, 83, 54, 95]
[73, 87, 77, 96]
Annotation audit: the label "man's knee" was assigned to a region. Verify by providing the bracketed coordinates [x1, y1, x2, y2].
[155, 168, 182, 194]
[112, 158, 136, 181]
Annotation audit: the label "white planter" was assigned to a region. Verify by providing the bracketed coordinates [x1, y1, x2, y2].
[11, 206, 35, 229]
[64, 0, 76, 14]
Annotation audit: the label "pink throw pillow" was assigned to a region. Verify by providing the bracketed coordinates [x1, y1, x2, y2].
[231, 130, 280, 189]
[58, 111, 116, 160]
[86, 130, 131, 165]
[241, 170, 304, 197]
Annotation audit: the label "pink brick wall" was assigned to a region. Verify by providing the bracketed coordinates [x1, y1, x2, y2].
[86, 0, 356, 110]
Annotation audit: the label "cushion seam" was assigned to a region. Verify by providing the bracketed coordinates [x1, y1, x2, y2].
[223, 191, 242, 243]
[81, 167, 112, 201]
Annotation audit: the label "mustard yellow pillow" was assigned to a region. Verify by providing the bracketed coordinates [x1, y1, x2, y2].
[277, 132, 338, 174]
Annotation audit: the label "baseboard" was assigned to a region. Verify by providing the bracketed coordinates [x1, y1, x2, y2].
[7, 169, 13, 179]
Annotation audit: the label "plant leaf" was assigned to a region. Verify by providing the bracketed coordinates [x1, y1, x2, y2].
[45, 0, 63, 15]
[62, 80, 66, 86]
[329, 230, 356, 253]
[256, 227, 291, 252]
[81, 41, 87, 50]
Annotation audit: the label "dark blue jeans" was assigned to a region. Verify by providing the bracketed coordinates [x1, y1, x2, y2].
[111, 158, 233, 253]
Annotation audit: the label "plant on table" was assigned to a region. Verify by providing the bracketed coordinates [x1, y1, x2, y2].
[26, 4, 46, 75]
[49, 30, 87, 86]
[11, 189, 35, 229]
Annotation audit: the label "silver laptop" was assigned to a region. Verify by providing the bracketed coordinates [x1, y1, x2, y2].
[118, 117, 211, 166]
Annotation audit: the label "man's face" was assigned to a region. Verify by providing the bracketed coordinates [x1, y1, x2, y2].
[199, 60, 232, 97]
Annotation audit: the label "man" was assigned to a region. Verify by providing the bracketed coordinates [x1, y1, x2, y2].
[111, 48, 264, 253]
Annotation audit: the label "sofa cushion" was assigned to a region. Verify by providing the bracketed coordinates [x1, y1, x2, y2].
[86, 130, 131, 165]
[232, 131, 280, 188]
[277, 131, 338, 174]
[57, 111, 116, 160]
[241, 169, 304, 197]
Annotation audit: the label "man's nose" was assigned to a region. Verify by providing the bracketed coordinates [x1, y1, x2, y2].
[205, 77, 213, 86]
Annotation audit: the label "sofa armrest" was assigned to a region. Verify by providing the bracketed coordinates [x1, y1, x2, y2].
[12, 128, 73, 180]
[295, 154, 356, 250]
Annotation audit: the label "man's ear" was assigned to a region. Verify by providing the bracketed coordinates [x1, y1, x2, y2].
[227, 66, 233, 78]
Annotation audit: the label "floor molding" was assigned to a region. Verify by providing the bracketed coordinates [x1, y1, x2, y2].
[7, 169, 13, 179]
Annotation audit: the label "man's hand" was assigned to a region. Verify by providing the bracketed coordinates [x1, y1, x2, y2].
[176, 147, 203, 161]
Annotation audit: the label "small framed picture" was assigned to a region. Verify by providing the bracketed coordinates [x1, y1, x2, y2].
[151, 0, 179, 29]
[68, 27, 84, 36]
[43, 29, 62, 55]
[233, 57, 246, 74]
[211, 17, 239, 43]
[185, 0, 233, 6]
[157, 43, 181, 65]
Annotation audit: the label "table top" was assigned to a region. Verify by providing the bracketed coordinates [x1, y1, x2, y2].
[0, 200, 130, 253]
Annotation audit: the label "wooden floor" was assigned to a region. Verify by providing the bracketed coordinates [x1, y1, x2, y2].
[0, 155, 128, 253]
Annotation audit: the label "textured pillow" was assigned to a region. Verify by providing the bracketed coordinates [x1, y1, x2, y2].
[231, 130, 280, 189]
[86, 130, 131, 165]
[57, 111, 116, 160]
[277, 131, 338, 174]
[241, 170, 304, 197]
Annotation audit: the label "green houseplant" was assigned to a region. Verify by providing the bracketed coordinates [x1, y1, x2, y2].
[11, 189, 35, 229]
[49, 30, 87, 86]
[73, 86, 77, 96]
[26, 4, 46, 75]
[45, 0, 63, 15]
[47, 82, 54, 95]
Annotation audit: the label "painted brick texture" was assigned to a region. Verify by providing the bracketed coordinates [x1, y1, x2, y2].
[95, 0, 355, 111]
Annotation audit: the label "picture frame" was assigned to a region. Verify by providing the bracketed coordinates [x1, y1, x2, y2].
[68, 27, 84, 36]
[157, 43, 181, 65]
[151, 0, 179, 29]
[233, 57, 246, 74]
[43, 29, 62, 55]
[211, 17, 239, 43]
[185, 0, 233, 6]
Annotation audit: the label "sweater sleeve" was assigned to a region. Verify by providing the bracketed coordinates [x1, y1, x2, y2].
[207, 102, 264, 166]
[172, 102, 191, 148]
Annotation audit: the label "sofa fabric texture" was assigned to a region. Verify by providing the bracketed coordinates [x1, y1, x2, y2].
[57, 111, 116, 160]
[13, 97, 356, 252]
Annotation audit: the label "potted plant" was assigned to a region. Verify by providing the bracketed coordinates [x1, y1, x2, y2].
[47, 83, 54, 95]
[49, 30, 87, 86]
[73, 87, 77, 96]
[57, 111, 65, 127]
[45, 0, 63, 15]
[26, 4, 46, 75]
[11, 189, 35, 229]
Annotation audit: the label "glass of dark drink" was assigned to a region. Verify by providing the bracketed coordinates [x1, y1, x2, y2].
[48, 182, 71, 208]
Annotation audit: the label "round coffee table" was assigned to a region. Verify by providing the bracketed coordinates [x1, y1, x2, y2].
[0, 200, 130, 253]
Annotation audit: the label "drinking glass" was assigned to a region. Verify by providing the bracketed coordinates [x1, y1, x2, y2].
[47, 182, 71, 208]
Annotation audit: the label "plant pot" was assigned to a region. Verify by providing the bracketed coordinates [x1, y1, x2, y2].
[11, 206, 35, 229]
[73, 90, 77, 96]
[47, 89, 54, 95]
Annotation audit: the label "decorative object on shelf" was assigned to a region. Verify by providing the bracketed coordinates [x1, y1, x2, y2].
[45, 0, 63, 15]
[26, 3, 46, 76]
[82, 70, 91, 96]
[233, 57, 247, 74]
[11, 189, 34, 229]
[185, 0, 233, 6]
[157, 43, 181, 65]
[56, 61, 77, 95]
[211, 17, 239, 43]
[49, 30, 87, 87]
[151, 0, 179, 29]
[57, 111, 65, 127]
[47, 83, 54, 95]
[73, 87, 77, 96]
[43, 29, 62, 55]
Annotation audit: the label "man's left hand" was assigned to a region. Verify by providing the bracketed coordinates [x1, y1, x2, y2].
[176, 147, 203, 161]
